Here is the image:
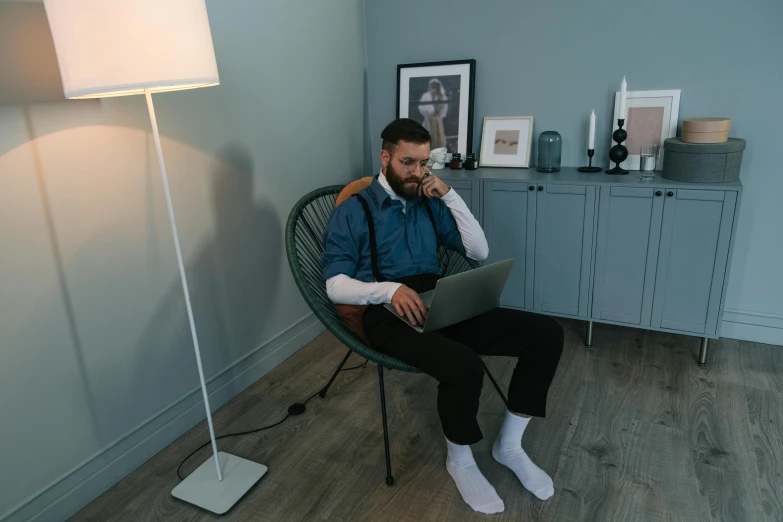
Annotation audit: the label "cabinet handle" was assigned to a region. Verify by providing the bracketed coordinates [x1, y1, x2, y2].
[529, 185, 535, 191]
[667, 191, 674, 197]
[655, 191, 662, 196]
[538, 186, 544, 191]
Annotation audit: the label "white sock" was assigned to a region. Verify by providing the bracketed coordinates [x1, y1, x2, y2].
[445, 438, 505, 514]
[492, 410, 554, 500]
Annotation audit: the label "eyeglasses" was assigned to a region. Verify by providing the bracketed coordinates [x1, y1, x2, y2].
[397, 157, 430, 173]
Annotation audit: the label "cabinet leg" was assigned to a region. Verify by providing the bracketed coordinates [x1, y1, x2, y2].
[586, 321, 594, 348]
[698, 337, 709, 366]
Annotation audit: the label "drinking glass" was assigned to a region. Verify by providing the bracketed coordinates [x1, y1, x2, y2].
[639, 144, 658, 180]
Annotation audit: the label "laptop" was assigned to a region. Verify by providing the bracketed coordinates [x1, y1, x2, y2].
[383, 259, 514, 333]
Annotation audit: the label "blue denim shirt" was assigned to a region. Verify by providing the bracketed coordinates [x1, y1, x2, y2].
[321, 176, 465, 282]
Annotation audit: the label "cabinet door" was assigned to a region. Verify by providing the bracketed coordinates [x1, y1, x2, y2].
[592, 186, 664, 325]
[534, 184, 596, 317]
[483, 182, 536, 309]
[652, 189, 737, 336]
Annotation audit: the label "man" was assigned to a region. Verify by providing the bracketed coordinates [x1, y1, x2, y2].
[322, 118, 563, 515]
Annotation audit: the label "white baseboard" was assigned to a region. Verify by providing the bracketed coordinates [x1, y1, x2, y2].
[721, 309, 783, 346]
[2, 314, 325, 522]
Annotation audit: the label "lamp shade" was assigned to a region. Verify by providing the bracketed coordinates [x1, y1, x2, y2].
[44, 0, 219, 99]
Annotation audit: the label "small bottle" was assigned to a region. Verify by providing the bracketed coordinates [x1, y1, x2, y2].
[464, 153, 477, 170]
[450, 153, 462, 170]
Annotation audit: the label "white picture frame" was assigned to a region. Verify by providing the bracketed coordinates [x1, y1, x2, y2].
[611, 89, 680, 171]
[479, 116, 534, 168]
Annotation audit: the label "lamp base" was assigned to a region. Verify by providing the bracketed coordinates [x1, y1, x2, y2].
[578, 166, 603, 172]
[172, 452, 267, 514]
[605, 166, 630, 175]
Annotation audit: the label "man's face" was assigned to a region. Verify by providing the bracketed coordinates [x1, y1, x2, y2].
[381, 140, 431, 201]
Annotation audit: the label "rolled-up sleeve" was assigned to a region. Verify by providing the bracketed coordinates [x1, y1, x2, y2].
[321, 203, 360, 280]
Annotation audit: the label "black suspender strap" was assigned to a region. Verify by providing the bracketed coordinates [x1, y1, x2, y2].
[422, 198, 438, 240]
[353, 194, 386, 282]
[422, 198, 449, 271]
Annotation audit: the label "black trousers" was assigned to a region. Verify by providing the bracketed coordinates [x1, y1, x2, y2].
[363, 274, 564, 445]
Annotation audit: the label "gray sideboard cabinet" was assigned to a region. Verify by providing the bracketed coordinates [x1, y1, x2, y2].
[440, 168, 742, 366]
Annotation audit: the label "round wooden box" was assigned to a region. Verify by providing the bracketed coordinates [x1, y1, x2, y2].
[681, 117, 731, 143]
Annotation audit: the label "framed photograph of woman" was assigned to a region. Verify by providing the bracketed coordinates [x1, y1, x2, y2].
[397, 60, 476, 158]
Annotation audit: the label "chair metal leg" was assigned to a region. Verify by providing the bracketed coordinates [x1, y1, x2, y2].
[481, 361, 509, 408]
[319, 349, 352, 398]
[699, 337, 709, 367]
[586, 320, 594, 348]
[377, 365, 394, 486]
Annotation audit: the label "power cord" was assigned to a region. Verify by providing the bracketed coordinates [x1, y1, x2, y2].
[176, 357, 369, 480]
[341, 360, 370, 372]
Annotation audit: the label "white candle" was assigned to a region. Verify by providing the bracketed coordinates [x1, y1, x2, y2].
[619, 76, 627, 120]
[588, 109, 596, 150]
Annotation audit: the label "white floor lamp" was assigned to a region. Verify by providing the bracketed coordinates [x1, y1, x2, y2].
[43, 0, 267, 514]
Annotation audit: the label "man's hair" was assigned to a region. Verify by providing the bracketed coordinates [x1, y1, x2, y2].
[381, 118, 431, 154]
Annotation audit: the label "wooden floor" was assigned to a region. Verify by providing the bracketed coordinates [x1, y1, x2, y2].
[71, 320, 783, 522]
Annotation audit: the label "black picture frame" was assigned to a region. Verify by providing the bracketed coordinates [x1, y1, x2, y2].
[396, 59, 476, 158]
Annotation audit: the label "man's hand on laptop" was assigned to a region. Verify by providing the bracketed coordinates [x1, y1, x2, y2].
[391, 285, 428, 326]
[420, 172, 450, 199]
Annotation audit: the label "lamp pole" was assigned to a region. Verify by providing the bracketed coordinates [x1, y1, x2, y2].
[144, 88, 223, 482]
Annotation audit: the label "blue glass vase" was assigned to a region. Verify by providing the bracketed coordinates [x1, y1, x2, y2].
[537, 131, 562, 173]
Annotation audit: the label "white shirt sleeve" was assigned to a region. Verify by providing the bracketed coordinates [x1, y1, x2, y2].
[440, 188, 489, 261]
[326, 274, 402, 305]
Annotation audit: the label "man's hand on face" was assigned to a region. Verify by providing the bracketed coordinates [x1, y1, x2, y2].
[391, 285, 428, 326]
[420, 172, 451, 199]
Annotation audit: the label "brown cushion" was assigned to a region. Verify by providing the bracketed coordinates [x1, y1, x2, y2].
[335, 304, 371, 344]
[335, 177, 373, 207]
[332, 176, 375, 343]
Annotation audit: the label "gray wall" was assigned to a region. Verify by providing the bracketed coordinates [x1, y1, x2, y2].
[0, 1, 366, 520]
[364, 0, 783, 345]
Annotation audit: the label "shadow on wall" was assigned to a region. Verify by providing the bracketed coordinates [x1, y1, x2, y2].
[363, 70, 374, 176]
[1, 0, 284, 441]
[0, 2, 65, 106]
[130, 144, 282, 422]
[12, 130, 283, 446]
[0, 2, 107, 445]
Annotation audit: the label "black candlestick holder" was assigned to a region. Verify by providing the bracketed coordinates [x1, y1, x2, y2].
[606, 118, 629, 174]
[578, 149, 602, 172]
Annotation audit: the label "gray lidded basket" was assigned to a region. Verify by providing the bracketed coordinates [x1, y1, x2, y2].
[662, 137, 746, 183]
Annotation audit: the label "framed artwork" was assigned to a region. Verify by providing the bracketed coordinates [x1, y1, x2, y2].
[397, 59, 476, 158]
[612, 89, 681, 170]
[479, 116, 534, 168]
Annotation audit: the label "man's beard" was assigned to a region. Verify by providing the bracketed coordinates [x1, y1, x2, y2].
[386, 161, 422, 200]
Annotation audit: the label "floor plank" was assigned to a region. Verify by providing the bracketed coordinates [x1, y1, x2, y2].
[69, 321, 783, 522]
